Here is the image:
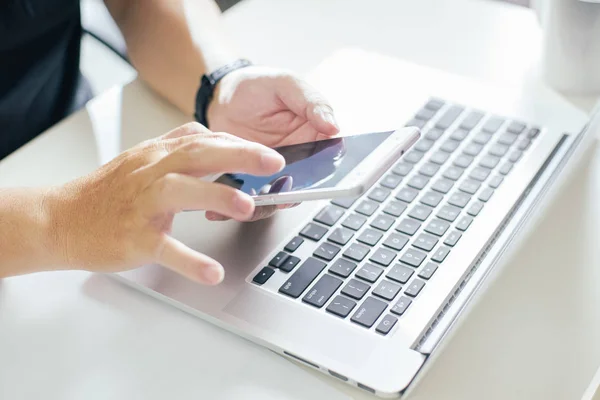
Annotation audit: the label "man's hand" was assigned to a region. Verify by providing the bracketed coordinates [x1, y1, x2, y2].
[205, 66, 340, 221]
[208, 66, 339, 146]
[43, 123, 284, 285]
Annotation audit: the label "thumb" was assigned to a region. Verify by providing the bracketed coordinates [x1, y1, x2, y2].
[156, 235, 225, 285]
[277, 76, 340, 137]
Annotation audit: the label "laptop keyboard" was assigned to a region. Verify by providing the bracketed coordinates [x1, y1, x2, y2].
[251, 98, 541, 335]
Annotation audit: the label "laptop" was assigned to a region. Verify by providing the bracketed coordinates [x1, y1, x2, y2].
[115, 48, 597, 397]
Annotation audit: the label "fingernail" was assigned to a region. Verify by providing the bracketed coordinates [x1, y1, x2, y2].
[317, 106, 339, 129]
[234, 191, 254, 216]
[202, 264, 224, 285]
[260, 151, 285, 171]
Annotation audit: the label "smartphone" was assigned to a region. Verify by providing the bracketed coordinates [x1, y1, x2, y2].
[214, 127, 420, 206]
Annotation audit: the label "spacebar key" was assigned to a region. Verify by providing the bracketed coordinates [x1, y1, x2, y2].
[279, 257, 327, 298]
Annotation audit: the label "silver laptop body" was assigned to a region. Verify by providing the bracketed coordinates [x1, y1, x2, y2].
[115, 49, 595, 398]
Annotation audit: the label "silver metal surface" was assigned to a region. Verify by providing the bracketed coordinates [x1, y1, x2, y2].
[115, 51, 590, 397]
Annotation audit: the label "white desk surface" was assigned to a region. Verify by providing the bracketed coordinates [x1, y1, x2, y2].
[2, 0, 600, 399]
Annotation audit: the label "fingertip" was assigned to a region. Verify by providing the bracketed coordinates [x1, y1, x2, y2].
[233, 190, 256, 220]
[199, 263, 225, 285]
[260, 150, 285, 173]
[312, 104, 339, 133]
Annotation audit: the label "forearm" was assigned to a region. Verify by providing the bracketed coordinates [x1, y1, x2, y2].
[105, 0, 238, 115]
[0, 188, 62, 277]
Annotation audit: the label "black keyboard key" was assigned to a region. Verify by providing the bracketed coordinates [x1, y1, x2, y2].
[269, 251, 289, 268]
[517, 138, 531, 151]
[430, 150, 450, 165]
[387, 264, 414, 284]
[343, 243, 370, 262]
[355, 200, 378, 216]
[489, 143, 509, 157]
[481, 116, 504, 133]
[405, 118, 427, 129]
[400, 248, 426, 267]
[392, 162, 413, 177]
[404, 150, 425, 164]
[370, 214, 395, 231]
[391, 296, 412, 315]
[473, 132, 493, 145]
[419, 162, 440, 177]
[280, 255, 301, 272]
[357, 228, 383, 246]
[405, 279, 426, 297]
[418, 262, 438, 279]
[368, 187, 391, 203]
[479, 155, 500, 169]
[408, 204, 433, 221]
[508, 150, 523, 163]
[435, 105, 464, 130]
[437, 205, 461, 222]
[314, 242, 341, 261]
[342, 214, 367, 231]
[420, 191, 444, 207]
[425, 127, 444, 141]
[407, 175, 430, 190]
[383, 233, 410, 251]
[342, 278, 370, 300]
[443, 166, 464, 181]
[498, 132, 518, 146]
[415, 107, 436, 121]
[415, 139, 435, 152]
[381, 174, 402, 189]
[431, 246, 451, 263]
[373, 280, 402, 301]
[314, 205, 345, 226]
[328, 227, 354, 246]
[376, 314, 398, 335]
[413, 233, 438, 252]
[331, 196, 357, 209]
[526, 127, 540, 139]
[478, 187, 494, 202]
[460, 110, 484, 130]
[463, 142, 483, 156]
[303, 274, 343, 308]
[450, 128, 469, 141]
[300, 223, 328, 241]
[441, 139, 460, 153]
[425, 218, 450, 236]
[329, 258, 357, 278]
[489, 175, 504, 188]
[499, 162, 513, 175]
[253, 267, 275, 285]
[279, 258, 326, 298]
[369, 247, 397, 266]
[469, 166, 491, 182]
[351, 297, 388, 328]
[396, 187, 419, 203]
[444, 230, 462, 247]
[448, 192, 471, 208]
[326, 295, 357, 318]
[431, 178, 454, 194]
[383, 200, 407, 217]
[459, 179, 481, 195]
[456, 215, 473, 231]
[396, 218, 421, 236]
[507, 121, 526, 134]
[467, 201, 484, 216]
[425, 98, 445, 111]
[356, 264, 384, 283]
[284, 236, 304, 253]
[453, 154, 474, 169]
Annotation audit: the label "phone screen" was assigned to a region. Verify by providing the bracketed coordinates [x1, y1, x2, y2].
[215, 131, 393, 196]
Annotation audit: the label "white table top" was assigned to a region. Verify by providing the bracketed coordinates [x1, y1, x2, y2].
[1, 0, 600, 399]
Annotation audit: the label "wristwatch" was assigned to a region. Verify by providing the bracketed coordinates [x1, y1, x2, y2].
[194, 59, 253, 128]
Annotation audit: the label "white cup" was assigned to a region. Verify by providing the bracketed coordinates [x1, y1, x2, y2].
[532, 0, 600, 95]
